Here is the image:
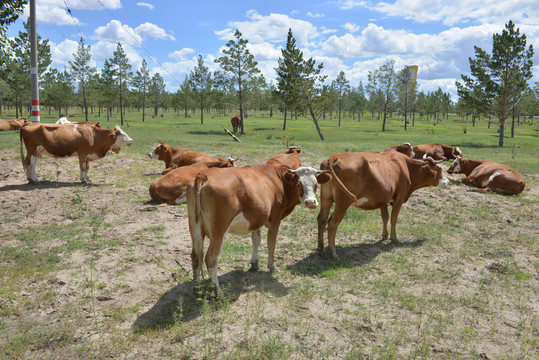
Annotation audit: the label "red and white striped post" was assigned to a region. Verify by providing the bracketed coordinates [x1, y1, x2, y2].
[30, 0, 40, 122]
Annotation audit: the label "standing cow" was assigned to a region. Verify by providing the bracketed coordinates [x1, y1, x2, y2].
[231, 114, 242, 133]
[20, 123, 133, 183]
[0, 118, 27, 131]
[187, 165, 330, 293]
[447, 156, 526, 195]
[317, 151, 448, 259]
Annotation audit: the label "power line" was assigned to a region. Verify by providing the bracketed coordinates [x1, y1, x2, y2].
[95, 0, 183, 87]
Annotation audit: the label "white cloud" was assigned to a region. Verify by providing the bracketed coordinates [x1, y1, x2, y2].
[217, 10, 321, 48]
[169, 48, 195, 61]
[137, 2, 154, 10]
[93, 20, 142, 46]
[306, 12, 324, 18]
[372, 0, 539, 26]
[337, 1, 368, 10]
[22, 0, 122, 25]
[343, 23, 360, 33]
[49, 39, 80, 68]
[135, 22, 175, 41]
[91, 41, 142, 67]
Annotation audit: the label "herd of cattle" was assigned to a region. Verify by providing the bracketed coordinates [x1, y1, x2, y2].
[1, 117, 527, 293]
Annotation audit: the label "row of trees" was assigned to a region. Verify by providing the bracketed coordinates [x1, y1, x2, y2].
[0, 13, 536, 145]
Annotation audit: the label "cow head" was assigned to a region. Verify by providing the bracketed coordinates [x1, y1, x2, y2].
[148, 141, 167, 159]
[286, 146, 301, 154]
[447, 156, 462, 174]
[453, 146, 463, 158]
[112, 125, 134, 149]
[423, 157, 449, 188]
[402, 142, 415, 158]
[284, 166, 331, 209]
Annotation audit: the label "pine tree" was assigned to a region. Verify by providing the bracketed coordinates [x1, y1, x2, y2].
[111, 43, 132, 126]
[189, 55, 212, 124]
[69, 38, 95, 121]
[133, 59, 150, 122]
[149, 73, 165, 117]
[332, 71, 350, 127]
[215, 29, 261, 134]
[457, 20, 534, 147]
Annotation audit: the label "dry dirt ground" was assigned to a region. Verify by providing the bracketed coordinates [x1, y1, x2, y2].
[1, 148, 538, 359]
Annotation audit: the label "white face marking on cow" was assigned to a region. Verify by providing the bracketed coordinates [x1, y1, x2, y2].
[438, 166, 449, 188]
[449, 157, 461, 174]
[291, 166, 321, 209]
[228, 212, 252, 235]
[113, 126, 134, 148]
[148, 145, 160, 158]
[482, 172, 500, 187]
[455, 147, 462, 156]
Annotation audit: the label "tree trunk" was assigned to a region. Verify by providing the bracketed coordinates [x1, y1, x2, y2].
[307, 103, 325, 141]
[283, 107, 287, 131]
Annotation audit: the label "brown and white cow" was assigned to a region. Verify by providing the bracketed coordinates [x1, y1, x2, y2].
[20, 123, 133, 183]
[148, 141, 219, 174]
[0, 118, 27, 131]
[412, 143, 462, 161]
[187, 164, 331, 292]
[266, 146, 302, 169]
[317, 151, 449, 259]
[231, 114, 241, 133]
[149, 157, 237, 204]
[382, 143, 415, 157]
[447, 156, 525, 195]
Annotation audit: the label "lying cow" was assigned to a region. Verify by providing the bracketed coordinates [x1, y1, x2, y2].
[55, 117, 101, 127]
[447, 156, 526, 195]
[231, 114, 241, 133]
[187, 164, 330, 293]
[266, 146, 302, 169]
[20, 123, 133, 183]
[149, 157, 236, 204]
[148, 141, 219, 174]
[317, 151, 448, 259]
[382, 143, 415, 157]
[412, 143, 462, 161]
[0, 118, 27, 131]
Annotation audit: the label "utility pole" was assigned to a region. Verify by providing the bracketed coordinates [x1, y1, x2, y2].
[30, 0, 40, 122]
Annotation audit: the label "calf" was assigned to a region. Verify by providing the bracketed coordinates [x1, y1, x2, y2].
[0, 118, 27, 131]
[149, 158, 236, 204]
[231, 114, 241, 133]
[148, 141, 218, 174]
[20, 123, 133, 183]
[412, 143, 462, 161]
[187, 165, 330, 292]
[266, 146, 302, 169]
[448, 156, 525, 195]
[317, 151, 448, 259]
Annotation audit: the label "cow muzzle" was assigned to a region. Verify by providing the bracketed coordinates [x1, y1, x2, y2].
[303, 198, 319, 209]
[438, 177, 449, 189]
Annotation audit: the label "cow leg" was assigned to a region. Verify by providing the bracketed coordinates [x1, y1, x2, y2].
[327, 202, 350, 260]
[205, 235, 225, 294]
[380, 205, 389, 240]
[78, 156, 88, 183]
[27, 155, 38, 183]
[317, 185, 334, 254]
[389, 202, 403, 242]
[84, 160, 91, 182]
[266, 223, 280, 272]
[249, 230, 261, 271]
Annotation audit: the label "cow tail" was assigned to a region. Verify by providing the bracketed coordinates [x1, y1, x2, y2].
[19, 127, 27, 177]
[328, 159, 359, 205]
[188, 173, 205, 279]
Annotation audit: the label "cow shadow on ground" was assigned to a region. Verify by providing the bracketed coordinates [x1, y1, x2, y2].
[133, 268, 288, 331]
[287, 238, 428, 276]
[0, 180, 98, 192]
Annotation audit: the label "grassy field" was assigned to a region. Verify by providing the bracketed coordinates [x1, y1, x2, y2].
[1, 108, 538, 359]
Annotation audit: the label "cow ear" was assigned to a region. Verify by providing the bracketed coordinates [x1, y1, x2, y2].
[283, 172, 298, 184]
[317, 172, 331, 184]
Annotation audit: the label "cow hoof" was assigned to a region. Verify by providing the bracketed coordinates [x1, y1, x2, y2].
[381, 235, 389, 241]
[268, 263, 277, 272]
[249, 262, 259, 272]
[317, 246, 325, 256]
[390, 237, 399, 244]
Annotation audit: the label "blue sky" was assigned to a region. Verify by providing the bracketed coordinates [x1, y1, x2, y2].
[7, 0, 539, 101]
